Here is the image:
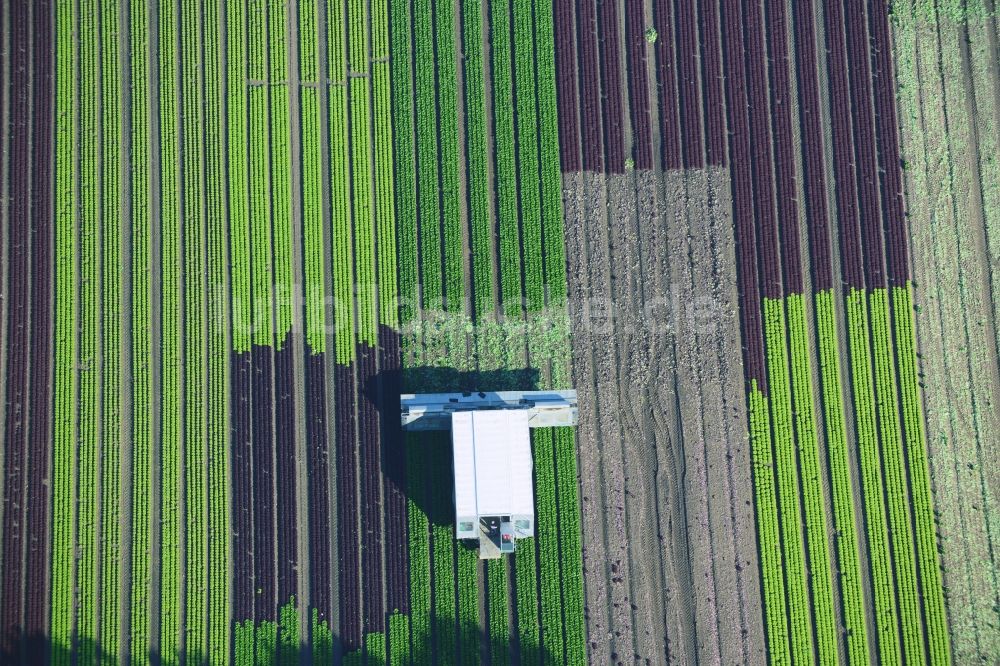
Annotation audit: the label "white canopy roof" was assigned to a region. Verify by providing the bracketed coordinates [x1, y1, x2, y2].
[452, 410, 535, 521]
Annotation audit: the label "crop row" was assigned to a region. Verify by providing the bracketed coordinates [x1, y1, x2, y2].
[763, 0, 804, 295]
[227, 0, 255, 629]
[697, 0, 725, 166]
[718, 0, 766, 388]
[203, 0, 230, 657]
[249, 0, 273, 348]
[553, 0, 580, 171]
[845, 290, 901, 662]
[335, 361, 361, 649]
[534, 0, 567, 306]
[892, 286, 950, 661]
[413, 0, 442, 311]
[77, 0, 101, 658]
[652, 0, 680, 170]
[228, 0, 252, 353]
[302, 1, 330, 632]
[349, 0, 376, 346]
[821, 0, 864, 289]
[388, 611, 410, 665]
[814, 292, 870, 663]
[461, 0, 494, 317]
[623, 0, 651, 169]
[785, 295, 839, 662]
[791, 0, 834, 291]
[98, 0, 123, 656]
[391, 0, 418, 323]
[488, 559, 510, 665]
[159, 0, 183, 652]
[514, 0, 545, 311]
[746, 384, 789, 663]
[270, 0, 294, 344]
[312, 610, 335, 663]
[870, 289, 925, 661]
[329, 0, 354, 364]
[127, 0, 151, 657]
[407, 435, 432, 661]
[514, 544, 540, 663]
[380, 330, 409, 616]
[372, 0, 398, 329]
[761, 300, 813, 662]
[457, 545, 478, 661]
[360, 351, 386, 631]
[763, 0, 836, 656]
[490, 0, 522, 316]
[431, 440, 457, 662]
[553, 427, 586, 660]
[844, 0, 888, 290]
[577, 0, 603, 171]
[436, 0, 463, 312]
[27, 0, 55, 644]
[268, 0, 298, 608]
[868, 1, 949, 654]
[306, 353, 333, 622]
[182, 0, 208, 657]
[4, 0, 34, 656]
[251, 347, 277, 623]
[598, 0, 625, 171]
[530, 431, 561, 657]
[673, 0, 701, 168]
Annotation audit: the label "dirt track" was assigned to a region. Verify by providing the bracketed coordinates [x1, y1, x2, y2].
[565, 167, 764, 665]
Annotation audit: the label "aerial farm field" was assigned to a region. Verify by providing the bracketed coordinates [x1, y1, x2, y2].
[0, 0, 998, 664]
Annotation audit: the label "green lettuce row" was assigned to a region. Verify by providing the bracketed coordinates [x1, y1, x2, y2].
[846, 289, 901, 662]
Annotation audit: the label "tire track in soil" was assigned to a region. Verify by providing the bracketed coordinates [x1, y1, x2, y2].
[610, 168, 670, 664]
[637, 171, 696, 665]
[665, 170, 722, 666]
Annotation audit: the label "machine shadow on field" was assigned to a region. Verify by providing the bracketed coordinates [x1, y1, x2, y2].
[364, 364, 541, 526]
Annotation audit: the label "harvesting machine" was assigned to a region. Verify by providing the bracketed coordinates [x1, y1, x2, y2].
[401, 390, 578, 559]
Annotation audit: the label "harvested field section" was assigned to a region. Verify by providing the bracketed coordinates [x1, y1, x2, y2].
[564, 169, 764, 665]
[893, 2, 1000, 661]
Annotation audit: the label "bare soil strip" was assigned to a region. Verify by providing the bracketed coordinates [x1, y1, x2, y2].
[567, 166, 761, 665]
